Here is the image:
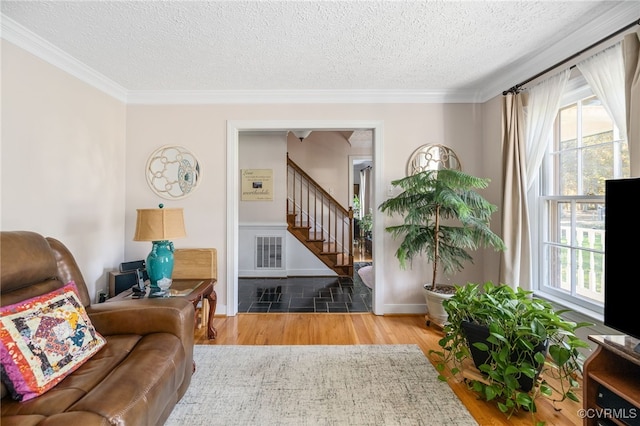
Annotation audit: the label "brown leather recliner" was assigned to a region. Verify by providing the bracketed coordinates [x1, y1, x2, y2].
[0, 231, 195, 425]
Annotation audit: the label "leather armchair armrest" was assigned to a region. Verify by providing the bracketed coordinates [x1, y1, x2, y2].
[86, 298, 195, 347]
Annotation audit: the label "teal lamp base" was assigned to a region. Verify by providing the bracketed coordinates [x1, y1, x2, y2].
[146, 240, 175, 297]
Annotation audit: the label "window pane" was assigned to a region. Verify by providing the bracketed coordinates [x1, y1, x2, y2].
[547, 201, 568, 245]
[575, 247, 604, 303]
[559, 151, 577, 196]
[583, 145, 613, 194]
[559, 105, 577, 149]
[545, 245, 571, 293]
[576, 202, 604, 235]
[620, 141, 631, 176]
[582, 96, 613, 144]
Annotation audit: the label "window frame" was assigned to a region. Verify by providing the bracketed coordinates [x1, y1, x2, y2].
[533, 72, 627, 319]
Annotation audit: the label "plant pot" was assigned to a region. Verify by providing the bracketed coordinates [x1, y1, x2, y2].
[422, 285, 455, 328]
[461, 321, 547, 392]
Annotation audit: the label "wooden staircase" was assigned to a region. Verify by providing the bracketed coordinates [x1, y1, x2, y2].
[287, 154, 353, 276]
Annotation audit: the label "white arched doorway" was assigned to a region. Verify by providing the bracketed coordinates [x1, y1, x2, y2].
[226, 120, 385, 316]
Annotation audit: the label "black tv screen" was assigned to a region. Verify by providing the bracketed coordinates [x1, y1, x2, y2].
[604, 178, 640, 340]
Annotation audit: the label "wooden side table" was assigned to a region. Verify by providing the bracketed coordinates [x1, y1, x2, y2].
[171, 279, 217, 340]
[108, 278, 217, 339]
[582, 335, 640, 425]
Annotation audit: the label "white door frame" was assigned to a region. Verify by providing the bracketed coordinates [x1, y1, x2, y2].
[226, 120, 385, 316]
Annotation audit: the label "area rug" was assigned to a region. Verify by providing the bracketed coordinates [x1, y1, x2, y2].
[166, 344, 477, 426]
[357, 264, 374, 289]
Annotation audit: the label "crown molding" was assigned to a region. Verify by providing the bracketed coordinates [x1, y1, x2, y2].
[0, 13, 480, 105]
[1, 14, 128, 102]
[4, 3, 637, 106]
[478, 2, 640, 101]
[125, 89, 482, 105]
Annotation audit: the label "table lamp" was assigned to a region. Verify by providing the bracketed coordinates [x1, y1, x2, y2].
[133, 204, 186, 297]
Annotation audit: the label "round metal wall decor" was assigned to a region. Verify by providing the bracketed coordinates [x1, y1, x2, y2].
[406, 143, 462, 176]
[145, 145, 201, 199]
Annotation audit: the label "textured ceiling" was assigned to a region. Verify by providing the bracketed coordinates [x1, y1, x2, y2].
[1, 1, 639, 102]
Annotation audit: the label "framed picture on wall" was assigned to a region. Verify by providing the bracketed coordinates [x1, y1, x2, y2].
[241, 169, 274, 201]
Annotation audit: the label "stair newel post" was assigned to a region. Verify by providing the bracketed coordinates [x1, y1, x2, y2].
[289, 166, 293, 219]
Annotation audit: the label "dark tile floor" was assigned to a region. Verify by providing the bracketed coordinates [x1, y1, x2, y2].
[238, 263, 373, 313]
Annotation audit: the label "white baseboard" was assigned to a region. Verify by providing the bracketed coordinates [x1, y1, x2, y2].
[239, 269, 337, 277]
[383, 304, 428, 315]
[239, 270, 288, 278]
[285, 269, 338, 277]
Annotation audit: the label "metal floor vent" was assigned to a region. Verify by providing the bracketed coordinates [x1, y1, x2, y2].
[256, 236, 283, 269]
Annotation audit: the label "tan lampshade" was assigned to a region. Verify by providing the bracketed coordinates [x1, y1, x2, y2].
[133, 208, 186, 241]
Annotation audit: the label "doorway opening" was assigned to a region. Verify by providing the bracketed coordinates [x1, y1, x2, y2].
[226, 120, 385, 316]
[350, 155, 373, 264]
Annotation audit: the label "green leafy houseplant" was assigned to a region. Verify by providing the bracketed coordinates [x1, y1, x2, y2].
[431, 282, 592, 424]
[360, 210, 373, 238]
[379, 168, 506, 325]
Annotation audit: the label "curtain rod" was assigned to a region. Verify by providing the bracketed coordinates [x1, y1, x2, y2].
[503, 18, 640, 95]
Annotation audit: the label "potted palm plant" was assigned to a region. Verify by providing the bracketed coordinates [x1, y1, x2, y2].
[379, 168, 505, 327]
[431, 282, 591, 423]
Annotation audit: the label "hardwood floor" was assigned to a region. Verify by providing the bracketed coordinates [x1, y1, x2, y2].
[353, 238, 373, 263]
[194, 313, 583, 426]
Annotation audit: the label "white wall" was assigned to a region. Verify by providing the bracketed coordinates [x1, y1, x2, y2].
[1, 40, 127, 302]
[238, 224, 288, 277]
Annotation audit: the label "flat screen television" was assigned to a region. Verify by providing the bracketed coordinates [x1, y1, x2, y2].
[604, 178, 640, 341]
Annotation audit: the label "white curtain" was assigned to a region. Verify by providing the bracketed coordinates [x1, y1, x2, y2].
[525, 69, 571, 189]
[576, 43, 627, 147]
[359, 166, 372, 218]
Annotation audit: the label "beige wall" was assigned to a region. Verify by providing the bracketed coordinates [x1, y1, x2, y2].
[480, 94, 505, 281]
[1, 40, 127, 302]
[124, 102, 500, 314]
[1, 41, 504, 314]
[287, 131, 373, 207]
[239, 132, 288, 223]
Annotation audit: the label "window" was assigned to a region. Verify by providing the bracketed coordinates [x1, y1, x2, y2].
[537, 74, 629, 314]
